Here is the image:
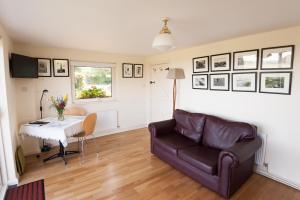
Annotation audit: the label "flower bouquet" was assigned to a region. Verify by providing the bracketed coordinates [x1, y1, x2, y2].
[50, 95, 68, 121]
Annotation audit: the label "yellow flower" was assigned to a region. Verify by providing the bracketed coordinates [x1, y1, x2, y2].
[63, 94, 68, 103]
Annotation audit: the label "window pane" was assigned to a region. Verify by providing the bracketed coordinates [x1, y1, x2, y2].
[74, 66, 112, 99]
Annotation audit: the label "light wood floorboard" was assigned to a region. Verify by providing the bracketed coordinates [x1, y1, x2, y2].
[20, 128, 300, 200]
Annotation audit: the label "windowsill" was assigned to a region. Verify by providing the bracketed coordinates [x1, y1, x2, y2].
[72, 97, 117, 104]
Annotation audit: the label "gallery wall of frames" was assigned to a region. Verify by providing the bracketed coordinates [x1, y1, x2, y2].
[192, 45, 294, 95]
[38, 59, 144, 79]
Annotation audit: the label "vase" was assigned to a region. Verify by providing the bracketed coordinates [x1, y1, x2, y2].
[57, 110, 65, 121]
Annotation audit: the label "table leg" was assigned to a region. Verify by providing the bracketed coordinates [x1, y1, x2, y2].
[43, 140, 80, 165]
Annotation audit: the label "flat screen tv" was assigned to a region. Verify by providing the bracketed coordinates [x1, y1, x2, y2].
[10, 53, 38, 78]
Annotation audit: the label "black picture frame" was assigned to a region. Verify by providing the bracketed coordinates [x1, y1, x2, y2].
[210, 53, 231, 72]
[122, 63, 133, 78]
[261, 45, 294, 70]
[37, 58, 52, 77]
[53, 59, 69, 77]
[209, 73, 230, 91]
[193, 56, 209, 73]
[134, 64, 143, 78]
[192, 74, 208, 90]
[259, 71, 292, 95]
[233, 49, 259, 71]
[232, 72, 257, 92]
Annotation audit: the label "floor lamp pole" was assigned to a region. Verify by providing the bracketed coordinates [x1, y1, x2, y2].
[172, 79, 176, 115]
[167, 68, 185, 117]
[40, 89, 51, 152]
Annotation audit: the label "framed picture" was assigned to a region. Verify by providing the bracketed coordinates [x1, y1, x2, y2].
[192, 74, 208, 90]
[261, 45, 294, 70]
[233, 49, 259, 70]
[232, 72, 257, 92]
[122, 63, 133, 78]
[53, 59, 69, 77]
[210, 73, 230, 91]
[259, 72, 292, 95]
[193, 56, 209, 73]
[210, 53, 231, 72]
[134, 64, 143, 78]
[37, 58, 51, 77]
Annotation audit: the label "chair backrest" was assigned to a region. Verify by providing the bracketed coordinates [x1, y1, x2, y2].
[82, 113, 97, 136]
[65, 106, 87, 116]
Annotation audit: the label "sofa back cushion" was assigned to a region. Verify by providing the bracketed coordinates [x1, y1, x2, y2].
[202, 115, 257, 149]
[174, 109, 206, 143]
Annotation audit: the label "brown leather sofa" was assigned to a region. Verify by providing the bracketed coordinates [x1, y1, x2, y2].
[148, 109, 261, 198]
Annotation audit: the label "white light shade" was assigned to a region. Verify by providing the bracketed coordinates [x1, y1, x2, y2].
[152, 33, 175, 51]
[167, 68, 185, 79]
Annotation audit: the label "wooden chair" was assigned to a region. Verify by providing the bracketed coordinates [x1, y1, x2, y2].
[65, 106, 87, 116]
[72, 113, 99, 161]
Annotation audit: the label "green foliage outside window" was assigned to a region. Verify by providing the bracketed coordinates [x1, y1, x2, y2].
[75, 74, 84, 90]
[79, 87, 106, 99]
[74, 66, 112, 100]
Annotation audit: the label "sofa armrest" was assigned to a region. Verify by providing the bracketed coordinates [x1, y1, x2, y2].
[219, 137, 262, 167]
[148, 119, 176, 138]
[218, 137, 262, 198]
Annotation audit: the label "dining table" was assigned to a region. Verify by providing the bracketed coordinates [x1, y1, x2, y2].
[19, 116, 85, 164]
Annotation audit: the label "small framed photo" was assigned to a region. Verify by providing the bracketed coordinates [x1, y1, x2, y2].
[261, 45, 294, 70]
[259, 72, 292, 95]
[210, 73, 230, 91]
[37, 58, 51, 77]
[192, 74, 208, 90]
[134, 64, 143, 78]
[232, 72, 257, 92]
[193, 56, 209, 73]
[122, 63, 133, 78]
[210, 53, 231, 72]
[233, 49, 259, 70]
[53, 59, 69, 77]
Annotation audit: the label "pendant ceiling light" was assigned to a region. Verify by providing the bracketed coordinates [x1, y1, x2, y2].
[152, 17, 175, 51]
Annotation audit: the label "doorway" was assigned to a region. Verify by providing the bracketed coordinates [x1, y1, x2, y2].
[150, 63, 173, 122]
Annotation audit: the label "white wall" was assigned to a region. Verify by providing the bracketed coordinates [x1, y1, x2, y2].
[13, 44, 147, 155]
[146, 26, 300, 188]
[0, 24, 18, 185]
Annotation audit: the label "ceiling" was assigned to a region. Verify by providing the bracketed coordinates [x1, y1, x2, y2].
[0, 0, 300, 56]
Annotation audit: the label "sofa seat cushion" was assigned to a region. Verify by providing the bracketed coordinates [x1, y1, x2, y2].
[178, 145, 221, 175]
[153, 132, 197, 155]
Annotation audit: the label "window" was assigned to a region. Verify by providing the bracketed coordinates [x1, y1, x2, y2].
[71, 61, 115, 101]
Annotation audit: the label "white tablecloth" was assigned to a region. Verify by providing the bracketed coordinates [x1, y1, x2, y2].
[19, 116, 84, 147]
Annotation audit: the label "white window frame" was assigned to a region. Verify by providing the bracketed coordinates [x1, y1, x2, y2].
[70, 60, 116, 103]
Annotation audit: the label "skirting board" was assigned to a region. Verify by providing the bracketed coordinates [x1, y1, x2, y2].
[94, 124, 147, 137]
[7, 178, 19, 186]
[70, 124, 148, 142]
[27, 124, 148, 153]
[255, 167, 300, 191]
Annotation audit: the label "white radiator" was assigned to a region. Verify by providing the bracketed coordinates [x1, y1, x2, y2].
[94, 110, 118, 133]
[255, 133, 267, 168]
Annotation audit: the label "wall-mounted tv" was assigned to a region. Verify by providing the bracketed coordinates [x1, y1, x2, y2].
[10, 53, 38, 78]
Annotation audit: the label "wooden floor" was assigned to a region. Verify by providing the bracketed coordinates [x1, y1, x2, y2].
[20, 128, 300, 200]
